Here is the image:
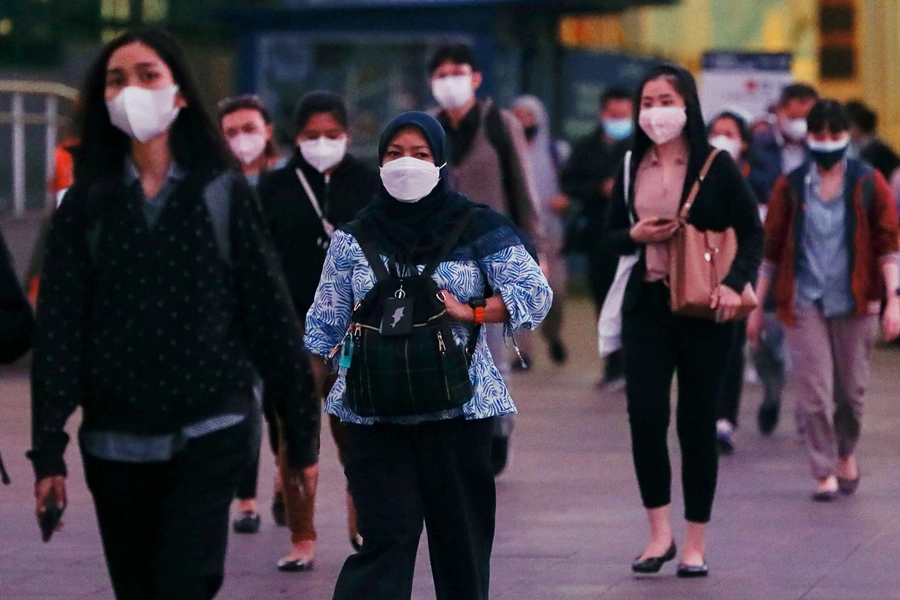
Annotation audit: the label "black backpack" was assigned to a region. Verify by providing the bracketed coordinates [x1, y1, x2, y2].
[341, 208, 480, 418]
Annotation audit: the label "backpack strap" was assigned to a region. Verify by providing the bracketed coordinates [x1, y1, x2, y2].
[421, 207, 478, 279]
[346, 221, 392, 283]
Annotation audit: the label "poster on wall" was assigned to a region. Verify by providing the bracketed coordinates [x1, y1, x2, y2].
[699, 51, 793, 124]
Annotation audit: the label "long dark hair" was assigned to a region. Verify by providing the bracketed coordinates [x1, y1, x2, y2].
[74, 28, 233, 182]
[631, 64, 711, 191]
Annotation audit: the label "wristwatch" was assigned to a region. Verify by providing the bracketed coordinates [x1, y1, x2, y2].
[468, 297, 487, 325]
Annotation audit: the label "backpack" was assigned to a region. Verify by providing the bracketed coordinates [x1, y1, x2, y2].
[341, 208, 481, 418]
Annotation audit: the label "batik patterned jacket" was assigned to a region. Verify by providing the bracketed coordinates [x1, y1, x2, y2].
[304, 228, 553, 425]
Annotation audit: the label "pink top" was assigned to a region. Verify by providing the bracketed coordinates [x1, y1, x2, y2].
[634, 146, 689, 281]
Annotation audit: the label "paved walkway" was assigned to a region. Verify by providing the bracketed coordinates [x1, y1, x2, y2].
[3, 299, 900, 599]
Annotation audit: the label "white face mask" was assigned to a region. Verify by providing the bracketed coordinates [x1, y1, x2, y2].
[106, 84, 181, 143]
[431, 75, 475, 110]
[380, 156, 443, 203]
[299, 136, 348, 173]
[228, 133, 267, 166]
[782, 118, 808, 142]
[639, 106, 687, 146]
[709, 135, 742, 161]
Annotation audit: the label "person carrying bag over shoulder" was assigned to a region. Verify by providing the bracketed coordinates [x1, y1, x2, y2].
[602, 64, 762, 579]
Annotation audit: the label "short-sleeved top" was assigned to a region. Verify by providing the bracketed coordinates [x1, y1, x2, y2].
[304, 229, 553, 425]
[634, 146, 688, 281]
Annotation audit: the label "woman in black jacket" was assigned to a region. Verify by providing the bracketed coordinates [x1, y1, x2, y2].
[256, 91, 377, 569]
[604, 65, 762, 577]
[28, 28, 318, 600]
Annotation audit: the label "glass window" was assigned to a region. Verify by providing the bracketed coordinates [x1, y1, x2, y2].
[142, 0, 167, 23]
[101, 0, 131, 21]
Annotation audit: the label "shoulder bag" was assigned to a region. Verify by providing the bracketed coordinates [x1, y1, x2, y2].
[668, 149, 758, 320]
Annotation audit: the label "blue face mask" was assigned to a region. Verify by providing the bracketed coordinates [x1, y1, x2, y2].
[603, 118, 634, 141]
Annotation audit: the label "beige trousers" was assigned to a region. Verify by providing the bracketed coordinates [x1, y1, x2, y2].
[785, 306, 877, 479]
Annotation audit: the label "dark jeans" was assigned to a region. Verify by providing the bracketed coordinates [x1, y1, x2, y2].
[83, 423, 251, 600]
[718, 321, 747, 426]
[333, 418, 495, 600]
[622, 282, 736, 523]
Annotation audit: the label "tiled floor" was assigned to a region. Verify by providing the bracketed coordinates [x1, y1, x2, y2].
[3, 299, 900, 599]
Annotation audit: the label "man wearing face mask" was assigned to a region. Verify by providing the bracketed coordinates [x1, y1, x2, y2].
[746, 83, 819, 437]
[429, 43, 542, 476]
[560, 85, 635, 388]
[257, 91, 377, 569]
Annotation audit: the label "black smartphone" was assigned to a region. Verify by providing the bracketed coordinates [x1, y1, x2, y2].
[39, 494, 64, 543]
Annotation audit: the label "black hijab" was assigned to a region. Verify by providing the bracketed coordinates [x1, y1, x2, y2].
[351, 111, 536, 268]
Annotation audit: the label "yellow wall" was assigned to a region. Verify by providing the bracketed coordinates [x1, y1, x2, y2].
[561, 0, 900, 145]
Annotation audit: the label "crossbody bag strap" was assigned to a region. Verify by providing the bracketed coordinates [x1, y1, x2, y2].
[295, 168, 335, 238]
[421, 207, 478, 279]
[678, 149, 721, 221]
[346, 221, 392, 283]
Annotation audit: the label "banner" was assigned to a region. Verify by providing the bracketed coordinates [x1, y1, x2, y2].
[699, 51, 793, 124]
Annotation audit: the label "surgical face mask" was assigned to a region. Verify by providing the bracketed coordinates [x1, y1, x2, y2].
[431, 75, 474, 111]
[709, 135, 742, 161]
[380, 156, 443, 203]
[228, 133, 267, 166]
[603, 118, 634, 141]
[808, 135, 849, 170]
[782, 118, 808, 142]
[106, 84, 181, 143]
[299, 136, 348, 173]
[638, 106, 687, 146]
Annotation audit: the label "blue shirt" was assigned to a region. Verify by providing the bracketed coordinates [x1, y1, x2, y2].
[304, 229, 553, 425]
[796, 163, 855, 318]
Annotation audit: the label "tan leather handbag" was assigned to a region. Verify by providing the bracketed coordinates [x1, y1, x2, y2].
[669, 150, 758, 321]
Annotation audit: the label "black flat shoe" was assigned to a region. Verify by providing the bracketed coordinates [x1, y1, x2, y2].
[631, 542, 677, 574]
[838, 468, 860, 495]
[757, 396, 780, 436]
[276, 557, 314, 572]
[232, 511, 261, 534]
[676, 562, 709, 578]
[812, 489, 837, 502]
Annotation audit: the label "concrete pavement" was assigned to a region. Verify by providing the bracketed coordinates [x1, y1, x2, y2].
[2, 298, 900, 600]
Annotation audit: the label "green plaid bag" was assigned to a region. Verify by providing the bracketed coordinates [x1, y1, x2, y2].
[341, 209, 480, 418]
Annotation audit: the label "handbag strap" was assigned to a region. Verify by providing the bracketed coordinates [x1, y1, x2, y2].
[295, 168, 335, 239]
[623, 151, 634, 226]
[678, 149, 721, 221]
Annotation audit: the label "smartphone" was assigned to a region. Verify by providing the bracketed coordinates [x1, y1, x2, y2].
[39, 493, 64, 543]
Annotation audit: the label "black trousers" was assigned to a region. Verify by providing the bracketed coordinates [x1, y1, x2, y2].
[718, 322, 747, 426]
[83, 423, 251, 600]
[622, 282, 736, 523]
[333, 418, 495, 600]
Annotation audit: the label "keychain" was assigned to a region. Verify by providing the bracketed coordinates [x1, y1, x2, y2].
[338, 333, 355, 369]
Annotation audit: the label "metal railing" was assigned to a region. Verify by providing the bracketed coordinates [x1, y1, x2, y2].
[0, 80, 78, 216]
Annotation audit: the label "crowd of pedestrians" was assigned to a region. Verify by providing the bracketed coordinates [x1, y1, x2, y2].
[3, 23, 900, 600]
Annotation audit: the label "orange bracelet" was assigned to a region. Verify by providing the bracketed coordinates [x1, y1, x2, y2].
[473, 306, 486, 325]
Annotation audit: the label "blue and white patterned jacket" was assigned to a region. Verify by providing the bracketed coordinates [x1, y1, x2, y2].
[304, 228, 553, 425]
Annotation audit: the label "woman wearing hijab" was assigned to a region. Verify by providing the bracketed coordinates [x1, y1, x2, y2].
[512, 95, 569, 365]
[604, 65, 762, 577]
[305, 112, 552, 600]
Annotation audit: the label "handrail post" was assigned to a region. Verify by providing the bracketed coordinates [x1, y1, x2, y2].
[45, 95, 58, 209]
[12, 92, 25, 217]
